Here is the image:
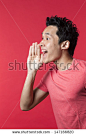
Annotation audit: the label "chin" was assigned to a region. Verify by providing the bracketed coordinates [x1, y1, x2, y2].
[43, 59, 53, 64]
[43, 59, 49, 64]
[43, 61, 49, 64]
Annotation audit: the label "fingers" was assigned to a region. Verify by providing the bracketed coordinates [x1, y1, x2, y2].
[29, 46, 32, 57]
[35, 42, 40, 57]
[35, 42, 37, 55]
[29, 42, 40, 58]
[37, 44, 40, 57]
[32, 43, 35, 56]
[29, 43, 35, 58]
[40, 53, 43, 63]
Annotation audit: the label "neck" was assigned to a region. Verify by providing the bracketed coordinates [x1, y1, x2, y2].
[54, 53, 73, 71]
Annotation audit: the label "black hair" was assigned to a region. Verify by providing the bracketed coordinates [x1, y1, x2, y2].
[46, 15, 79, 56]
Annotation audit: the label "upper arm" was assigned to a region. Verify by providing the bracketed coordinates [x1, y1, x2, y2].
[27, 87, 49, 111]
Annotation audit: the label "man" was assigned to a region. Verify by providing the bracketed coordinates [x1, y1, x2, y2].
[20, 15, 86, 129]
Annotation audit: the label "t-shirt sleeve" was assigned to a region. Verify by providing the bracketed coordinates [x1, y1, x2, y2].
[36, 71, 49, 92]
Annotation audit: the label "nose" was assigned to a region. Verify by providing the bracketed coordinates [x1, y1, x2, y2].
[39, 41, 44, 47]
[39, 39, 46, 47]
[40, 44, 43, 47]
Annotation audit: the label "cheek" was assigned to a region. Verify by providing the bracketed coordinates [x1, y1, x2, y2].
[47, 41, 61, 56]
[50, 46, 62, 59]
[47, 41, 55, 50]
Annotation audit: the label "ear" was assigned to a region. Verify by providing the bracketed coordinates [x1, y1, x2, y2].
[61, 40, 70, 50]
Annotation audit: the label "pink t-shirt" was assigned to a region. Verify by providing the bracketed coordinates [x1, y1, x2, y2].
[36, 58, 86, 129]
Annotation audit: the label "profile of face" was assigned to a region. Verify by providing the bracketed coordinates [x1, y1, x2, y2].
[39, 25, 62, 64]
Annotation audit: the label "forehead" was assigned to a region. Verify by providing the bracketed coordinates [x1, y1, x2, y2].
[42, 25, 58, 35]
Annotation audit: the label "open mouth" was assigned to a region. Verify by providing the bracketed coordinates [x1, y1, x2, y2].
[41, 50, 48, 54]
[42, 51, 48, 58]
[41, 49, 48, 59]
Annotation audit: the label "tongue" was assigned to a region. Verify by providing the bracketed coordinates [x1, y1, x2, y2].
[43, 52, 47, 58]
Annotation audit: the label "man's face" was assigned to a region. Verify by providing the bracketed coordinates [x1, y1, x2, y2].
[39, 25, 62, 63]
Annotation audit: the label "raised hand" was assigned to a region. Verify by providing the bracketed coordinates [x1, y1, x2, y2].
[27, 42, 43, 73]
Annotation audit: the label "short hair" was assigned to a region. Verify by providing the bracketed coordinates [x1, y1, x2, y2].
[46, 15, 79, 56]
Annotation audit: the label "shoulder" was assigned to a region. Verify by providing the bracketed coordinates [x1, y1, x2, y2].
[41, 70, 51, 82]
[41, 64, 55, 80]
[74, 58, 86, 71]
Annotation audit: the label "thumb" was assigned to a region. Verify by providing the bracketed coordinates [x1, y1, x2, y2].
[40, 53, 43, 63]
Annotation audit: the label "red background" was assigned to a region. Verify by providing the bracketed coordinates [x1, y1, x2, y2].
[0, 0, 86, 129]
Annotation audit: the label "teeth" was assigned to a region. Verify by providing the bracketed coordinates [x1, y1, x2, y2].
[41, 50, 47, 53]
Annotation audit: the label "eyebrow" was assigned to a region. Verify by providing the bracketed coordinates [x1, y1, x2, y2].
[42, 32, 52, 37]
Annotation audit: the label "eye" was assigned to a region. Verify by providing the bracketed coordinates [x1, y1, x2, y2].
[46, 37, 49, 40]
[42, 37, 50, 40]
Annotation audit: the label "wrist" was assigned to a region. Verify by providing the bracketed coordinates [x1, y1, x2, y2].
[27, 70, 37, 76]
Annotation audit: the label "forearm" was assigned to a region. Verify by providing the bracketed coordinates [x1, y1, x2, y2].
[20, 70, 37, 110]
